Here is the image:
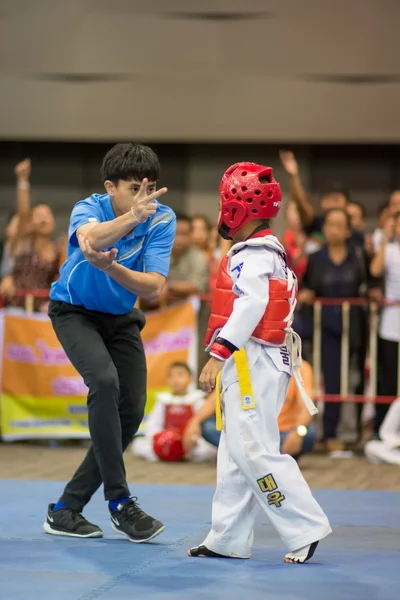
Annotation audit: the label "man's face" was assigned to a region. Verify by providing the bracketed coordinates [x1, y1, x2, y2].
[173, 219, 192, 256]
[389, 191, 400, 217]
[105, 179, 156, 215]
[347, 203, 365, 231]
[320, 193, 347, 213]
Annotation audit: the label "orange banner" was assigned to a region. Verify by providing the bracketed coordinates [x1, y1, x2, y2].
[0, 300, 198, 440]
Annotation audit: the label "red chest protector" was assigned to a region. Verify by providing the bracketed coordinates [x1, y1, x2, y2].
[163, 404, 194, 434]
[205, 248, 294, 348]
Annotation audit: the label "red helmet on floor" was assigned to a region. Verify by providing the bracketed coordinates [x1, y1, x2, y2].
[153, 430, 185, 462]
[218, 162, 282, 239]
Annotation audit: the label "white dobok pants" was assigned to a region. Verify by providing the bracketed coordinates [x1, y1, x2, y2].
[202, 343, 332, 558]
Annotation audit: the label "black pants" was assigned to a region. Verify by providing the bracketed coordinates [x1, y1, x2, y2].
[49, 301, 147, 512]
[321, 333, 363, 441]
[376, 337, 399, 435]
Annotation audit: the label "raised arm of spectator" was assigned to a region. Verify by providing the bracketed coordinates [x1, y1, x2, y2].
[370, 218, 394, 278]
[279, 151, 315, 227]
[14, 159, 32, 235]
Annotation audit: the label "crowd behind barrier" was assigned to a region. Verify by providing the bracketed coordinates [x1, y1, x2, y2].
[1, 154, 400, 461]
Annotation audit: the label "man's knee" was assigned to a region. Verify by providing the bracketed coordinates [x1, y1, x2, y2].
[88, 367, 119, 401]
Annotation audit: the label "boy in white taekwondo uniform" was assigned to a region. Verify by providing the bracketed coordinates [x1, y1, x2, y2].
[188, 162, 332, 563]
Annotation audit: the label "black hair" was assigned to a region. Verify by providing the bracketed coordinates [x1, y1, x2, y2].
[174, 213, 192, 228]
[377, 201, 389, 217]
[191, 214, 213, 231]
[348, 200, 366, 219]
[323, 208, 352, 230]
[168, 362, 192, 376]
[100, 143, 160, 184]
[320, 183, 350, 204]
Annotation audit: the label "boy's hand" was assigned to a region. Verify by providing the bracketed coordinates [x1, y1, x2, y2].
[199, 357, 224, 394]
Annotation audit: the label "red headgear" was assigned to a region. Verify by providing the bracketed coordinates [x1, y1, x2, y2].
[218, 162, 282, 239]
[153, 430, 185, 462]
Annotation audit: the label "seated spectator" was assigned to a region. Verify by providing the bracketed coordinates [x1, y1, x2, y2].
[132, 362, 216, 462]
[364, 398, 400, 465]
[370, 211, 400, 435]
[0, 159, 59, 312]
[183, 361, 316, 461]
[278, 360, 317, 460]
[298, 208, 371, 453]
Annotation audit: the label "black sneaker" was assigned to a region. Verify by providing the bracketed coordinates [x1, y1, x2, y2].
[110, 497, 165, 543]
[43, 503, 103, 538]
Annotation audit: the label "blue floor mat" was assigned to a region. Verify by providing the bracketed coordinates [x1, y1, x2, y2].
[0, 480, 398, 600]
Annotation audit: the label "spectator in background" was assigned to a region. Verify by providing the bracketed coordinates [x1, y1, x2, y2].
[0, 212, 19, 279]
[279, 150, 364, 250]
[56, 233, 69, 271]
[281, 201, 307, 284]
[372, 202, 390, 254]
[364, 398, 400, 465]
[299, 209, 371, 454]
[370, 211, 400, 436]
[191, 215, 213, 257]
[132, 361, 216, 462]
[165, 214, 209, 303]
[161, 214, 210, 372]
[347, 201, 366, 233]
[389, 189, 400, 216]
[0, 159, 59, 311]
[372, 191, 400, 252]
[183, 360, 316, 462]
[208, 227, 232, 301]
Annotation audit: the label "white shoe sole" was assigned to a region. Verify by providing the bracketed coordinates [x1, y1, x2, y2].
[111, 522, 165, 543]
[43, 521, 103, 538]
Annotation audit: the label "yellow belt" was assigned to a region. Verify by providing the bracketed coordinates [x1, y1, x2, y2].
[215, 347, 255, 431]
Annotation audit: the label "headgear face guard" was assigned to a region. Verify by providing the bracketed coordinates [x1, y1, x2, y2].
[217, 162, 282, 239]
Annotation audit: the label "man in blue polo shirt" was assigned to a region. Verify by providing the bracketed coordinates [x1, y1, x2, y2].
[43, 143, 176, 543]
